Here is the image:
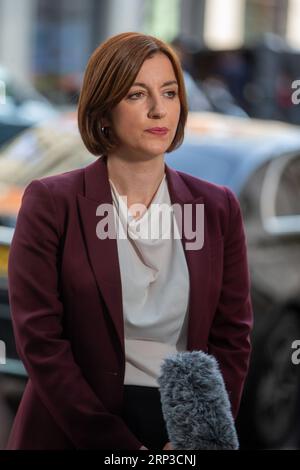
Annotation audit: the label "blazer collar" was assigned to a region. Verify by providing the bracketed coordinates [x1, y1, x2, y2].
[82, 154, 203, 205]
[77, 155, 208, 356]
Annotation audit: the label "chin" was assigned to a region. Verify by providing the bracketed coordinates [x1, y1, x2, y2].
[128, 142, 171, 160]
[145, 144, 170, 157]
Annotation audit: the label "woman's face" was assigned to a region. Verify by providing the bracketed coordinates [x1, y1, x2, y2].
[106, 52, 181, 161]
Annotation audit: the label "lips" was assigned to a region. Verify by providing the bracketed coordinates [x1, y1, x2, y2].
[145, 127, 169, 135]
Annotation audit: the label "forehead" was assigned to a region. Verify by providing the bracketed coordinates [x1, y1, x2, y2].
[135, 53, 177, 82]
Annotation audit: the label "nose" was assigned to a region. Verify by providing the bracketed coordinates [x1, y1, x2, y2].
[147, 93, 167, 119]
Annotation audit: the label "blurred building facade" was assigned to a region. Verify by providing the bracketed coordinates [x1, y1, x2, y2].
[1, 0, 300, 122]
[0, 0, 203, 103]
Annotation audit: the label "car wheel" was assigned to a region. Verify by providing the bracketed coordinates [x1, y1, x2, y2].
[251, 302, 300, 449]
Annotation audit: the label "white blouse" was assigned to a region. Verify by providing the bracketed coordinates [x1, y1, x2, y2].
[109, 173, 190, 387]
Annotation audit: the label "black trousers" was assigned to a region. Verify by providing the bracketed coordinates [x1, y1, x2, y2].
[122, 385, 169, 451]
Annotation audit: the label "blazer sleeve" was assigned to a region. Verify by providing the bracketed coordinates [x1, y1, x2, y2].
[8, 179, 142, 449]
[207, 186, 253, 419]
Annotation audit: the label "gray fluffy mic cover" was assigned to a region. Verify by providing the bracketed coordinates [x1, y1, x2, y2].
[157, 350, 239, 450]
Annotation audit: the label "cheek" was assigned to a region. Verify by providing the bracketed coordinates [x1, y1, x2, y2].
[116, 112, 148, 142]
[112, 112, 136, 139]
[168, 99, 180, 121]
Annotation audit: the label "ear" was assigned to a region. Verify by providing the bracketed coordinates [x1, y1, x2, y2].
[101, 112, 111, 128]
[101, 118, 110, 128]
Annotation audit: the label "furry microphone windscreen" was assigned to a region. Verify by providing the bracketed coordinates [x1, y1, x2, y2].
[157, 350, 239, 450]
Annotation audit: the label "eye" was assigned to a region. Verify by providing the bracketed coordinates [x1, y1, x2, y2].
[127, 90, 178, 100]
[164, 90, 178, 98]
[128, 92, 144, 100]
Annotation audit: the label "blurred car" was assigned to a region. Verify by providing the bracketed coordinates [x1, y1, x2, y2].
[0, 111, 95, 226]
[0, 223, 19, 449]
[168, 113, 300, 449]
[0, 112, 95, 447]
[0, 112, 300, 449]
[0, 66, 58, 147]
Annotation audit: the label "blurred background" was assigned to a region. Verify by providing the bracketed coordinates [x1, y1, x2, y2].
[0, 0, 300, 450]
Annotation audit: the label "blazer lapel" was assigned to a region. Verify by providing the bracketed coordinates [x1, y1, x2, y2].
[77, 156, 125, 354]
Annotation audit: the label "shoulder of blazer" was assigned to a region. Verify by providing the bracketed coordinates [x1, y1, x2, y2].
[175, 168, 236, 209]
[31, 166, 86, 201]
[21, 166, 87, 239]
[173, 169, 243, 240]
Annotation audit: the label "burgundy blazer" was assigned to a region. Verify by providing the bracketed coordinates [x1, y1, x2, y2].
[7, 155, 253, 449]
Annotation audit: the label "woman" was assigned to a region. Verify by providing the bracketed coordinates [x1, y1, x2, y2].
[7, 32, 253, 450]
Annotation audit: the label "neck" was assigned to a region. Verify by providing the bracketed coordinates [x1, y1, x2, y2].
[106, 153, 165, 209]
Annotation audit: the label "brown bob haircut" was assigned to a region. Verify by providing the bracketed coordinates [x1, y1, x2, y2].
[78, 32, 188, 156]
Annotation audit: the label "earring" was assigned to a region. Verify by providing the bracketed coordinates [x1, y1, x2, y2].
[101, 126, 110, 137]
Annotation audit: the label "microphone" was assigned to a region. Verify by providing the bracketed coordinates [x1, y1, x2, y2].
[157, 350, 239, 450]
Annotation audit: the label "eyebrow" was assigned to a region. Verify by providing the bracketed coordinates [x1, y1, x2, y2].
[131, 80, 178, 88]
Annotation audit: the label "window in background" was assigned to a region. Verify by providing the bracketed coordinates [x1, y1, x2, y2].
[33, 0, 94, 104]
[203, 0, 245, 50]
[244, 0, 288, 45]
[286, 0, 300, 49]
[143, 0, 180, 42]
